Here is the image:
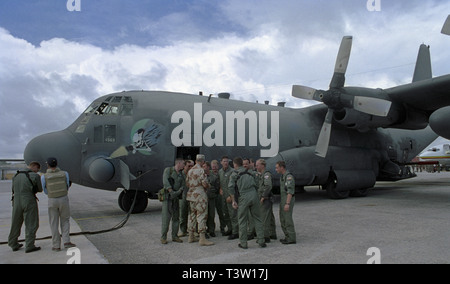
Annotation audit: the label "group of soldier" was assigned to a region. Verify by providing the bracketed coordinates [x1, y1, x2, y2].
[161, 154, 297, 249]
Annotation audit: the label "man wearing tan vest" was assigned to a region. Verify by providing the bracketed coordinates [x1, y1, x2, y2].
[41, 157, 76, 251]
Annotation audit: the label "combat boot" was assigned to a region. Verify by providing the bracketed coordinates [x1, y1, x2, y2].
[199, 233, 214, 246]
[188, 232, 199, 243]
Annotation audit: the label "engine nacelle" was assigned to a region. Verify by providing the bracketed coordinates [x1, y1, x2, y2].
[334, 108, 398, 132]
[429, 106, 450, 140]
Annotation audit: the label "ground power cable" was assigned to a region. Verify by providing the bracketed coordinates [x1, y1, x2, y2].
[0, 189, 138, 246]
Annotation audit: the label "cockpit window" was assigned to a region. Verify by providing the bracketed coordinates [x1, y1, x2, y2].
[83, 103, 99, 114]
[89, 96, 134, 116]
[120, 104, 133, 116]
[95, 102, 109, 115]
[112, 96, 123, 103]
[94, 124, 117, 143]
[103, 104, 120, 115]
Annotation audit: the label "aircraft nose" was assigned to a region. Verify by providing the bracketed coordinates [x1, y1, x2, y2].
[24, 130, 81, 172]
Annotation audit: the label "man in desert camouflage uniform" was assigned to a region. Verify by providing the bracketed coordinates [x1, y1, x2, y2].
[186, 154, 213, 246]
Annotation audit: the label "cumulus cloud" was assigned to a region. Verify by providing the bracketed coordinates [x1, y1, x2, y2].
[1, 0, 450, 158]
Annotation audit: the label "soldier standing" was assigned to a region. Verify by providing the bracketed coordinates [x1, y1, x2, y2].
[204, 160, 220, 237]
[255, 159, 277, 242]
[229, 157, 266, 249]
[178, 159, 193, 237]
[219, 156, 238, 239]
[42, 157, 76, 251]
[275, 161, 296, 244]
[8, 162, 43, 253]
[160, 158, 185, 244]
[186, 154, 213, 246]
[243, 158, 256, 240]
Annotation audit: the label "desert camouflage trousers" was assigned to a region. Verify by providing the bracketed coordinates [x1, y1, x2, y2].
[188, 195, 208, 234]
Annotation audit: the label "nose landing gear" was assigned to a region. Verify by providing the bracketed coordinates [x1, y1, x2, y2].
[118, 190, 148, 213]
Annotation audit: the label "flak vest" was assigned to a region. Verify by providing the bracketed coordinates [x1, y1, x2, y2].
[44, 168, 68, 198]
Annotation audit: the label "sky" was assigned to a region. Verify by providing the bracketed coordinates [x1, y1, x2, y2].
[1, 0, 450, 158]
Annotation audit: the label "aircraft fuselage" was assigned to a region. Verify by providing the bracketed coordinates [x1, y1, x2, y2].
[24, 90, 438, 197]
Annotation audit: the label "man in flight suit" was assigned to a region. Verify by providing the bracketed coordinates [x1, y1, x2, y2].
[276, 161, 296, 244]
[255, 159, 277, 242]
[229, 157, 266, 249]
[219, 156, 237, 239]
[161, 158, 185, 244]
[8, 162, 43, 253]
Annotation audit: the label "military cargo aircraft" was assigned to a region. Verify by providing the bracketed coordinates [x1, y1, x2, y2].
[24, 20, 450, 213]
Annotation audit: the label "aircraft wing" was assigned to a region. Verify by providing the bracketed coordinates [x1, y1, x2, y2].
[386, 74, 450, 112]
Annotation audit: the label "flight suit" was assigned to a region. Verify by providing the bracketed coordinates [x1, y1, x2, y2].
[8, 170, 43, 252]
[206, 170, 220, 236]
[257, 170, 277, 240]
[161, 166, 184, 242]
[219, 167, 237, 235]
[280, 171, 296, 243]
[228, 167, 265, 248]
[178, 170, 189, 236]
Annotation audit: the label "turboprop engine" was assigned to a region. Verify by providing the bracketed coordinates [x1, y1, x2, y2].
[429, 106, 450, 139]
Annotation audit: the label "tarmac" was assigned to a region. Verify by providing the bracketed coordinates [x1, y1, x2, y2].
[0, 171, 449, 264]
[0, 181, 108, 264]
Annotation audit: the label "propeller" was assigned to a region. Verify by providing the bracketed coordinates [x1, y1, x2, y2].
[442, 15, 450, 36]
[292, 36, 392, 158]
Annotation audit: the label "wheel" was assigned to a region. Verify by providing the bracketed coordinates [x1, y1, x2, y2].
[118, 190, 148, 214]
[324, 172, 349, 199]
[118, 191, 126, 211]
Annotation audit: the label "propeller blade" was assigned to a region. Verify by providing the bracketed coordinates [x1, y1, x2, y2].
[315, 109, 334, 158]
[353, 96, 392, 117]
[334, 36, 353, 74]
[442, 15, 450, 35]
[330, 36, 353, 89]
[292, 85, 318, 100]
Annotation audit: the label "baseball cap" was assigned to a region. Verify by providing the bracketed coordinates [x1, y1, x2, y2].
[46, 157, 58, 167]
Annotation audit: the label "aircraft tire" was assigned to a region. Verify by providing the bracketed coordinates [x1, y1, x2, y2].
[119, 190, 148, 214]
[324, 172, 350, 199]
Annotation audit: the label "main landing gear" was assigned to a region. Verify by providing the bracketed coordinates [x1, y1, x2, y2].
[323, 170, 372, 199]
[118, 190, 148, 213]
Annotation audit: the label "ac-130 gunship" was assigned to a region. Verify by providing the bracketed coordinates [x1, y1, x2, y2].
[24, 19, 450, 213]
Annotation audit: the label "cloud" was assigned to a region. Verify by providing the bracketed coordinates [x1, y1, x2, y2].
[1, 1, 450, 158]
[0, 26, 292, 157]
